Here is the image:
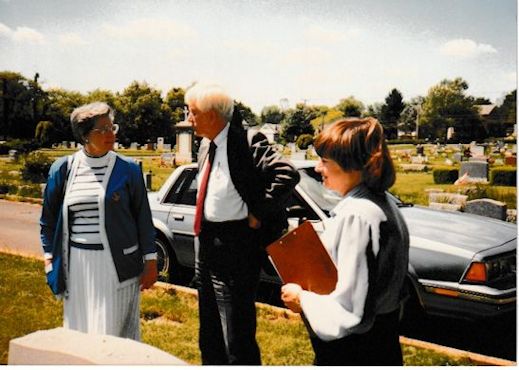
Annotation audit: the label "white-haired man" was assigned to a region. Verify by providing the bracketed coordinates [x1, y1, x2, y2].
[185, 84, 299, 365]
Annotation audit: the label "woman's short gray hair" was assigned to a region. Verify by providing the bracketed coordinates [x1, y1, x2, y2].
[185, 83, 234, 122]
[70, 102, 114, 144]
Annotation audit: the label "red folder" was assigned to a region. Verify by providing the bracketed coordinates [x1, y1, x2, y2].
[266, 221, 338, 295]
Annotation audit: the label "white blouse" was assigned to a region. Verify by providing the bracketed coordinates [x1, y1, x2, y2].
[299, 195, 387, 342]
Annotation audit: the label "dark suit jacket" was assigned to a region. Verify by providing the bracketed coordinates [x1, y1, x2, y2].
[197, 124, 300, 243]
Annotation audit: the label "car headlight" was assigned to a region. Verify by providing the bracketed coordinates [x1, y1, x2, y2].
[463, 254, 516, 284]
[486, 254, 516, 281]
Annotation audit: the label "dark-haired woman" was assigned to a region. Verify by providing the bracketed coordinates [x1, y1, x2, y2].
[281, 117, 409, 365]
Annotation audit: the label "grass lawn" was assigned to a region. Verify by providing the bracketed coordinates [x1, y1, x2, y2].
[0, 252, 476, 365]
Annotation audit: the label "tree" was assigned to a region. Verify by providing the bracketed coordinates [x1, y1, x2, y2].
[165, 87, 186, 125]
[260, 105, 285, 124]
[488, 90, 517, 137]
[85, 89, 117, 107]
[310, 108, 343, 132]
[379, 89, 405, 139]
[335, 96, 364, 117]
[234, 100, 258, 126]
[34, 120, 56, 147]
[364, 103, 383, 119]
[115, 81, 170, 145]
[418, 78, 485, 143]
[472, 97, 492, 105]
[0, 71, 46, 139]
[280, 104, 314, 143]
[44, 88, 85, 142]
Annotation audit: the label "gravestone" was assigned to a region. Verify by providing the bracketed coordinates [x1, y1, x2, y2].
[70, 142, 76, 149]
[444, 159, 454, 166]
[8, 327, 185, 365]
[452, 153, 462, 163]
[459, 161, 488, 179]
[8, 149, 19, 162]
[411, 155, 427, 164]
[464, 199, 507, 221]
[446, 127, 455, 140]
[130, 142, 139, 150]
[163, 143, 171, 151]
[416, 144, 424, 156]
[470, 145, 485, 158]
[157, 137, 164, 151]
[494, 158, 504, 166]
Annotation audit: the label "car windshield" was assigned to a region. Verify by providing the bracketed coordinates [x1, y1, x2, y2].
[297, 167, 342, 214]
[297, 167, 404, 215]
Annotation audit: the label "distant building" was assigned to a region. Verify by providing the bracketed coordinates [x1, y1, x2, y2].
[246, 123, 281, 143]
[475, 104, 497, 117]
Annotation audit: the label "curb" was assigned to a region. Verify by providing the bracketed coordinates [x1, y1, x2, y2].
[399, 336, 516, 366]
[155, 281, 516, 366]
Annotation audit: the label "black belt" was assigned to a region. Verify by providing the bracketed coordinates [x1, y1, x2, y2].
[201, 218, 249, 233]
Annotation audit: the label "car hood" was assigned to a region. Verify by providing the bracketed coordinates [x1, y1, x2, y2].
[401, 206, 517, 254]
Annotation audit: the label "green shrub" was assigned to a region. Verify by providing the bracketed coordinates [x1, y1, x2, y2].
[296, 134, 314, 150]
[0, 139, 39, 155]
[21, 151, 53, 183]
[490, 167, 516, 186]
[17, 184, 43, 198]
[433, 167, 458, 184]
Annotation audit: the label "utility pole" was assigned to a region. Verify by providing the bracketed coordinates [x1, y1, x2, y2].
[33, 72, 40, 124]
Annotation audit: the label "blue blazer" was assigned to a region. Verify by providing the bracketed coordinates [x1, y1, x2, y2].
[40, 152, 156, 283]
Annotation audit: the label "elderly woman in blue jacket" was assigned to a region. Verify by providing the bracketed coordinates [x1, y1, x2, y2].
[40, 102, 157, 340]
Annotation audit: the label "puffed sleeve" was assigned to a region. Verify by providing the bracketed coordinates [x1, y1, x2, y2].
[299, 202, 386, 341]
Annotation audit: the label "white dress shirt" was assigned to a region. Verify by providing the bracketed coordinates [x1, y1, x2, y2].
[199, 123, 248, 222]
[299, 194, 387, 341]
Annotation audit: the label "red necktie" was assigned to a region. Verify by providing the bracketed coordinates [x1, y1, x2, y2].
[194, 141, 217, 236]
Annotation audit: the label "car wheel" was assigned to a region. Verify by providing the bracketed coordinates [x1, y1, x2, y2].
[155, 237, 175, 282]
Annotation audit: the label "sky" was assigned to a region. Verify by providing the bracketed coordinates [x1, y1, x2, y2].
[0, 0, 517, 114]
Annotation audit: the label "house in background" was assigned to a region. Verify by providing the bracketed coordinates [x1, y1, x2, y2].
[246, 123, 281, 143]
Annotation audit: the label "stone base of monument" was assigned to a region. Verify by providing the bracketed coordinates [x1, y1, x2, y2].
[8, 327, 186, 365]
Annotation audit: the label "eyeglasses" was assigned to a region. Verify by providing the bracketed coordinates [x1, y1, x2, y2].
[92, 124, 119, 135]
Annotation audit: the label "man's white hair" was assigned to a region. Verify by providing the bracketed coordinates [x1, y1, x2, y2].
[185, 83, 234, 122]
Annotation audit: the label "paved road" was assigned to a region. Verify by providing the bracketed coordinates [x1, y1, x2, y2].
[0, 199, 42, 258]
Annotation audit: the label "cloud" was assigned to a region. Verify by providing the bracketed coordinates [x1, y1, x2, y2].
[279, 47, 333, 65]
[305, 24, 360, 44]
[440, 38, 497, 58]
[13, 26, 45, 44]
[0, 22, 11, 37]
[58, 32, 88, 46]
[0, 22, 45, 44]
[102, 18, 195, 40]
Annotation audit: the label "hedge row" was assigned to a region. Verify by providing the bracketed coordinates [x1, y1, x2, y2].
[490, 167, 516, 186]
[433, 167, 459, 184]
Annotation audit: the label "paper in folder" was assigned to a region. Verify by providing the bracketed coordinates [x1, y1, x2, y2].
[266, 221, 337, 295]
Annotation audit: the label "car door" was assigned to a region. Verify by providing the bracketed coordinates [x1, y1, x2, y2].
[162, 167, 198, 268]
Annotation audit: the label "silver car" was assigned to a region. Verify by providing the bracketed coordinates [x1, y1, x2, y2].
[148, 161, 516, 321]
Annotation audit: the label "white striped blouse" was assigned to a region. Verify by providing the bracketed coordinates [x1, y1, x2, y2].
[67, 151, 110, 250]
